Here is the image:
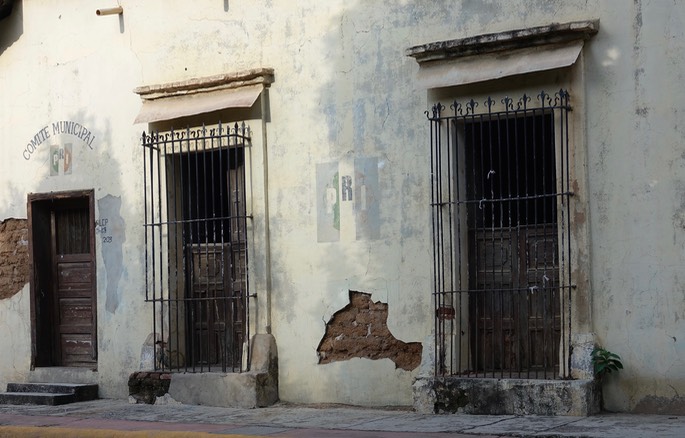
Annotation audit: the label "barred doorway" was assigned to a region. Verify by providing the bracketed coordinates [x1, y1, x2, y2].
[429, 91, 573, 379]
[142, 123, 250, 373]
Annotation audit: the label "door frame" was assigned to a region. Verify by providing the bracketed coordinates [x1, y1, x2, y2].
[28, 189, 97, 369]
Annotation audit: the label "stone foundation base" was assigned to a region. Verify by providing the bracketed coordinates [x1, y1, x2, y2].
[129, 334, 278, 408]
[413, 377, 600, 416]
[128, 372, 171, 404]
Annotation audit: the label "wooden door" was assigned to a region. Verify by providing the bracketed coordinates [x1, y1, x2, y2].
[51, 205, 97, 367]
[470, 225, 559, 374]
[186, 162, 246, 369]
[520, 226, 560, 371]
[189, 243, 229, 366]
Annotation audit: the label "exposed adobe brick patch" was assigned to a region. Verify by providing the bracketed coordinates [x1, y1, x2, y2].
[128, 371, 172, 404]
[317, 291, 422, 371]
[0, 218, 29, 299]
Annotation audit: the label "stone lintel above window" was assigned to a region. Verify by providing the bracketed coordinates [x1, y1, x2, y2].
[134, 67, 275, 101]
[406, 20, 599, 64]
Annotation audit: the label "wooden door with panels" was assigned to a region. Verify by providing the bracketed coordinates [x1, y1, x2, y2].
[29, 191, 97, 369]
[470, 226, 560, 373]
[184, 151, 246, 369]
[465, 113, 560, 375]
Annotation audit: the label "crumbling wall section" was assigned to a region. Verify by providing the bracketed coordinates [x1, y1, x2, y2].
[317, 291, 422, 371]
[0, 218, 29, 299]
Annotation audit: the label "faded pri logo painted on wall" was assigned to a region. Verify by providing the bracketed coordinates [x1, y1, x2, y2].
[316, 157, 380, 242]
[23, 121, 96, 176]
[50, 144, 73, 175]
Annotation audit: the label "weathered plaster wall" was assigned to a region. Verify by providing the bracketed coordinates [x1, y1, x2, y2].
[0, 286, 32, 392]
[0, 0, 684, 411]
[583, 1, 685, 413]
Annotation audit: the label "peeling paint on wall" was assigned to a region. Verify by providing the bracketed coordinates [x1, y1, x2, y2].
[634, 395, 685, 415]
[317, 291, 422, 371]
[97, 195, 126, 313]
[0, 218, 29, 299]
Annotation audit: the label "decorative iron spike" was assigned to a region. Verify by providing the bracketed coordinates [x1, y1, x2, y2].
[517, 94, 530, 110]
[484, 96, 495, 113]
[453, 101, 463, 116]
[537, 90, 551, 107]
[466, 99, 477, 115]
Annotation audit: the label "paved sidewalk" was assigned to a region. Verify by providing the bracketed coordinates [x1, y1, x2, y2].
[0, 399, 683, 437]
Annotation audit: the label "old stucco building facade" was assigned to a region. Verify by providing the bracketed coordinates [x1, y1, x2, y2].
[0, 0, 684, 414]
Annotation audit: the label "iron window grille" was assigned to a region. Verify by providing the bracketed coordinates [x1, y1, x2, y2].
[429, 90, 574, 379]
[142, 122, 251, 373]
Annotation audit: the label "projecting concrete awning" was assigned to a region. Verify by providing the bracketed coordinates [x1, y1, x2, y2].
[406, 20, 598, 89]
[413, 41, 584, 89]
[134, 85, 263, 124]
[134, 68, 274, 124]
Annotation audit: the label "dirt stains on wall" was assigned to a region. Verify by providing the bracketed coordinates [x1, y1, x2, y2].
[317, 291, 422, 371]
[634, 395, 685, 415]
[0, 218, 29, 299]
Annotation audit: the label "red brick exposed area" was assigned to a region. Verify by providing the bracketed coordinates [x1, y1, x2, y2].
[317, 291, 422, 371]
[0, 218, 29, 300]
[128, 372, 172, 404]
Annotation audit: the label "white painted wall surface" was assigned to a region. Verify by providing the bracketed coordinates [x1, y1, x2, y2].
[0, 0, 683, 411]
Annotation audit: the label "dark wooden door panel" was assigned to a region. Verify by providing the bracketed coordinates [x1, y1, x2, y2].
[57, 261, 92, 295]
[29, 191, 96, 369]
[60, 333, 95, 367]
[59, 298, 93, 325]
[189, 244, 230, 366]
[188, 241, 246, 368]
[51, 204, 96, 368]
[471, 225, 559, 373]
[184, 163, 247, 370]
[56, 260, 95, 366]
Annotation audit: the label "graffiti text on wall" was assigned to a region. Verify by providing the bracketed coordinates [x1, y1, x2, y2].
[22, 121, 96, 168]
[95, 218, 114, 244]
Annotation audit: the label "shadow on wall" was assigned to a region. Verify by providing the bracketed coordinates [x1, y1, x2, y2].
[8, 108, 127, 313]
[0, 0, 23, 55]
[46, 109, 130, 317]
[307, 3, 435, 381]
[0, 112, 127, 388]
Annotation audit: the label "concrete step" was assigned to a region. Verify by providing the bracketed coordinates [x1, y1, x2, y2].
[0, 383, 98, 406]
